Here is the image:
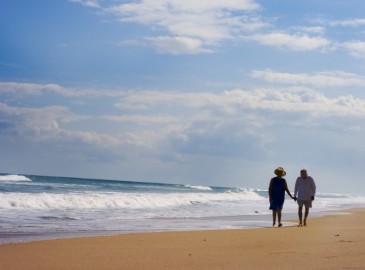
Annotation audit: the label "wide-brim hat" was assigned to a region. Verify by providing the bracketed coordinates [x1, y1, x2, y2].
[274, 167, 286, 177]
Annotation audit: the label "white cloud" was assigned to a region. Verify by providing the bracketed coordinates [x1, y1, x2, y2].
[118, 39, 144, 46]
[0, 103, 120, 147]
[293, 26, 326, 35]
[169, 0, 260, 12]
[104, 88, 365, 165]
[248, 32, 331, 51]
[101, 114, 179, 124]
[0, 82, 70, 96]
[0, 82, 129, 98]
[70, 0, 365, 59]
[148, 36, 212, 55]
[3, 82, 365, 187]
[329, 18, 365, 27]
[3, 81, 365, 118]
[69, 0, 100, 8]
[107, 0, 260, 20]
[114, 88, 365, 118]
[228, 88, 365, 117]
[103, 0, 264, 54]
[251, 70, 365, 88]
[343, 41, 365, 58]
[0, 103, 72, 139]
[114, 90, 234, 113]
[3, 81, 365, 168]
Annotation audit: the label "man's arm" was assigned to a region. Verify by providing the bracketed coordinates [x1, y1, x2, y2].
[311, 177, 316, 200]
[294, 178, 299, 197]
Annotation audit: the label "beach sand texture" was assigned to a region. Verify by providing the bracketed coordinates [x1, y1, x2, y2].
[1, 208, 364, 270]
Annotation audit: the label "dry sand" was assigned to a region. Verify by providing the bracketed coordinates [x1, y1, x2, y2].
[1, 208, 365, 270]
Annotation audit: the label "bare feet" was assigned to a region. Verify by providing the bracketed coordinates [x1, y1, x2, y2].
[298, 223, 302, 227]
[278, 223, 282, 227]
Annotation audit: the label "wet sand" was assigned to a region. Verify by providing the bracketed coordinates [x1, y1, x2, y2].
[1, 208, 364, 270]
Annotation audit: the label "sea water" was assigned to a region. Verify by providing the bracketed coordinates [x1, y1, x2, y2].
[1, 174, 365, 244]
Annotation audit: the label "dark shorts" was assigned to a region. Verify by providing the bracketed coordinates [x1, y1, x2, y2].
[297, 199, 312, 208]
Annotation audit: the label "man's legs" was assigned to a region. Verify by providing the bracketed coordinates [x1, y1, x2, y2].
[298, 205, 303, 226]
[304, 206, 309, 226]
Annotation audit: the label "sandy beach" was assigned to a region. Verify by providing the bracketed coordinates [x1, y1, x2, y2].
[1, 208, 364, 270]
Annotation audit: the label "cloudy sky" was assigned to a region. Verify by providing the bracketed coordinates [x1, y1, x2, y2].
[1, 0, 365, 193]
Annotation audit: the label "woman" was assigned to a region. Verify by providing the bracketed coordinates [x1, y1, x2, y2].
[269, 167, 294, 227]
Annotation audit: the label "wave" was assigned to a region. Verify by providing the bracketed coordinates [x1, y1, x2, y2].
[38, 216, 79, 221]
[184, 185, 212, 191]
[0, 175, 31, 182]
[0, 190, 266, 210]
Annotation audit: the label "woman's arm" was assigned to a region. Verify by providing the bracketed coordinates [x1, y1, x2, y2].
[284, 180, 294, 199]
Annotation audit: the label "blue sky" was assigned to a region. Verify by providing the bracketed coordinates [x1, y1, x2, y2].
[1, 0, 365, 193]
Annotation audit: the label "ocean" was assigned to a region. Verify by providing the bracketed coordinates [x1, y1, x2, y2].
[1, 174, 365, 244]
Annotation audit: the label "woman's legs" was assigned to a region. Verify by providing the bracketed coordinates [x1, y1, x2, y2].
[277, 209, 282, 227]
[272, 210, 277, 226]
[272, 209, 283, 227]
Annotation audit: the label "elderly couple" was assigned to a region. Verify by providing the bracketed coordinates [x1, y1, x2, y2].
[268, 167, 316, 227]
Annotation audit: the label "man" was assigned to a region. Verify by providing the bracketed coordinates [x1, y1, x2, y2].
[294, 169, 316, 227]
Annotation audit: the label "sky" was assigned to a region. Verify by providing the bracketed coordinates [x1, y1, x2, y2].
[1, 0, 365, 194]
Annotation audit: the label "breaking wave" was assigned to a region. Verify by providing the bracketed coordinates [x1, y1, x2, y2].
[0, 175, 31, 182]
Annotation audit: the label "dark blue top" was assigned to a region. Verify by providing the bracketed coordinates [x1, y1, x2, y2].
[269, 177, 287, 210]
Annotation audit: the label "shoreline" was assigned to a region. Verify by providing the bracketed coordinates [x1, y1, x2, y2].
[1, 208, 364, 269]
[0, 208, 341, 245]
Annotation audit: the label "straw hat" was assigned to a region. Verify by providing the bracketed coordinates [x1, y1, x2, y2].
[274, 167, 286, 177]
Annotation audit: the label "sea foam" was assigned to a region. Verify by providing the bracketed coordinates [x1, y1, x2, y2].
[0, 189, 265, 210]
[0, 174, 31, 182]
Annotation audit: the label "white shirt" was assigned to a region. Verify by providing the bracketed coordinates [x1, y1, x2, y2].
[294, 176, 316, 200]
